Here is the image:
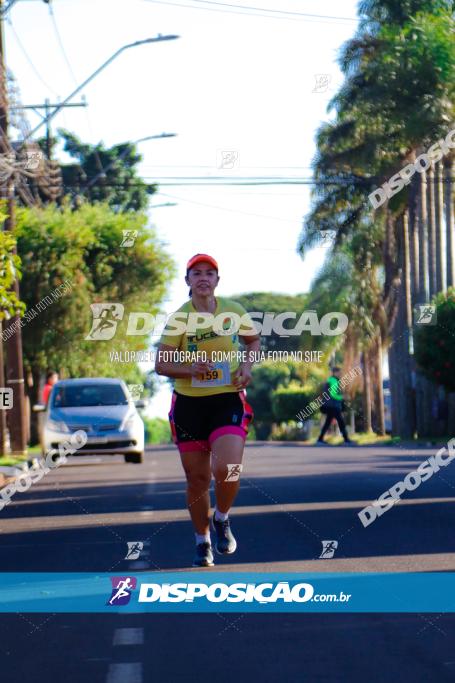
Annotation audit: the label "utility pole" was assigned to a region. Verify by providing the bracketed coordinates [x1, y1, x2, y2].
[0, 14, 179, 455]
[0, 0, 27, 455]
[11, 99, 87, 158]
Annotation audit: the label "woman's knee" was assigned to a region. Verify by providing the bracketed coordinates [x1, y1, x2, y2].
[185, 470, 211, 492]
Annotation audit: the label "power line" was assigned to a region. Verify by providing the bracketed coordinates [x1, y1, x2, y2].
[170, 0, 357, 22]
[140, 164, 314, 170]
[155, 189, 302, 222]
[60, 178, 355, 187]
[140, 176, 323, 184]
[142, 175, 315, 179]
[47, 1, 78, 87]
[6, 17, 59, 95]
[144, 0, 357, 24]
[152, 180, 312, 185]
[45, 3, 110, 181]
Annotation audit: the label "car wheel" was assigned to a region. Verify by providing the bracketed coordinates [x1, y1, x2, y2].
[124, 452, 144, 464]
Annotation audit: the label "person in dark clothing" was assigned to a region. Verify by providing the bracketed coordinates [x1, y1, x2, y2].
[317, 367, 353, 445]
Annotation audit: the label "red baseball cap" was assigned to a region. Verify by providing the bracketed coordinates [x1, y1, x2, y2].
[186, 253, 218, 272]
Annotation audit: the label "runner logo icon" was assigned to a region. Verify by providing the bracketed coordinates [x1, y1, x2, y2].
[225, 464, 243, 481]
[312, 74, 331, 93]
[125, 542, 144, 560]
[319, 540, 338, 559]
[85, 303, 125, 341]
[120, 230, 138, 247]
[414, 304, 437, 325]
[127, 384, 144, 401]
[107, 576, 137, 605]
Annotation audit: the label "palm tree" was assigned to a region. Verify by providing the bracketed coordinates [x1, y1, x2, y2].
[299, 0, 455, 437]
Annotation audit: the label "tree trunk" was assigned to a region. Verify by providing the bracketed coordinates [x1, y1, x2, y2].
[402, 211, 413, 329]
[445, 158, 455, 288]
[435, 161, 445, 293]
[409, 176, 420, 304]
[415, 374, 437, 438]
[415, 169, 439, 436]
[28, 365, 42, 447]
[374, 334, 385, 436]
[388, 212, 415, 439]
[362, 351, 372, 433]
[406, 188, 419, 437]
[427, 167, 437, 297]
[418, 169, 429, 303]
[388, 342, 398, 435]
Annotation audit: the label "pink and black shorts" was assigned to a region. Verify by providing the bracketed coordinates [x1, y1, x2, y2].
[168, 390, 254, 453]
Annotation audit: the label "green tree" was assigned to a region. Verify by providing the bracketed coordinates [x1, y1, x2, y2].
[232, 291, 308, 352]
[247, 362, 293, 439]
[58, 130, 156, 212]
[247, 360, 325, 439]
[0, 228, 25, 321]
[271, 381, 315, 424]
[142, 416, 172, 444]
[299, 0, 455, 437]
[14, 201, 175, 442]
[414, 289, 455, 392]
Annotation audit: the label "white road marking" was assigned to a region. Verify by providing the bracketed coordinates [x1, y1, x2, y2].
[138, 480, 157, 515]
[113, 628, 144, 646]
[106, 662, 142, 683]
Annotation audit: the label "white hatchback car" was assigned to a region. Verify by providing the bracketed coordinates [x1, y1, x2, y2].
[35, 378, 145, 464]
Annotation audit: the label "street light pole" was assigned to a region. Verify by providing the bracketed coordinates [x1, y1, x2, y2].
[22, 36, 179, 145]
[0, 0, 20, 15]
[0, 25, 179, 454]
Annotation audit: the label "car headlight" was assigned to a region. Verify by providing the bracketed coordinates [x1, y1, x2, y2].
[47, 418, 70, 433]
[122, 414, 137, 430]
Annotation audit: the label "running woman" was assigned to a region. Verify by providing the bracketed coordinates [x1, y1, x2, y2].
[155, 254, 260, 567]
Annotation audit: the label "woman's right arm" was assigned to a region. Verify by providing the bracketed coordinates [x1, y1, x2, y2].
[155, 343, 213, 379]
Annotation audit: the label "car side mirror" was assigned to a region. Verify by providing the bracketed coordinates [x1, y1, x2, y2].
[33, 404, 47, 412]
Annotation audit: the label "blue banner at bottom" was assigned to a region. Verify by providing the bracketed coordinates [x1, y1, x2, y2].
[0, 572, 454, 613]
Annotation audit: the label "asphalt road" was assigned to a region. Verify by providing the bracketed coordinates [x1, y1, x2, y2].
[1, 440, 455, 682]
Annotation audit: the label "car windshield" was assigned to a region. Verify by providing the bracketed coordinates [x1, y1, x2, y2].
[51, 384, 128, 408]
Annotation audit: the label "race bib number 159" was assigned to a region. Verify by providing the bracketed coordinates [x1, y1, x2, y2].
[191, 361, 230, 387]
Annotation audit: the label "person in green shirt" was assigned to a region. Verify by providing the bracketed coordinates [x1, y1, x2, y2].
[317, 367, 353, 445]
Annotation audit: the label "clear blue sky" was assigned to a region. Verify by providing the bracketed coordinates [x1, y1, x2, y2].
[6, 0, 360, 414]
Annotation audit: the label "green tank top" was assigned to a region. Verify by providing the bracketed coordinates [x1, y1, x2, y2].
[327, 376, 343, 401]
